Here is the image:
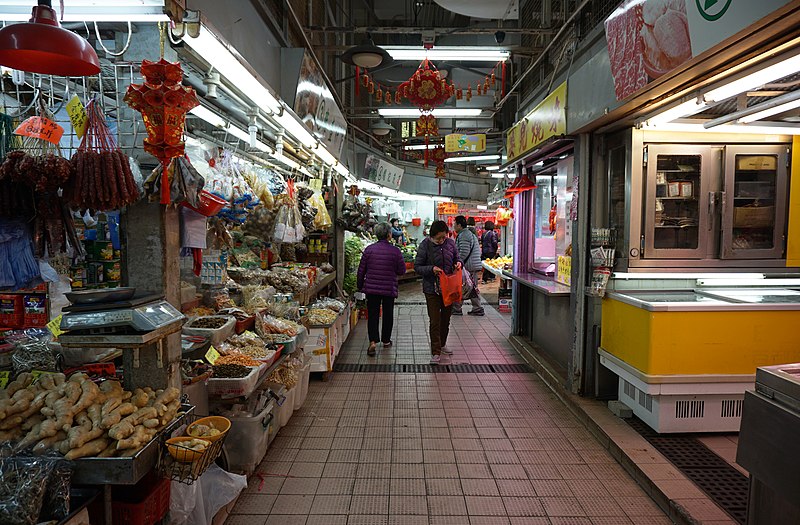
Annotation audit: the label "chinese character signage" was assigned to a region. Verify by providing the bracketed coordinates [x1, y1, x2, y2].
[505, 81, 567, 163]
[445, 133, 486, 153]
[364, 154, 404, 190]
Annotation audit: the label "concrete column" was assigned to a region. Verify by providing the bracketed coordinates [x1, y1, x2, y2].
[122, 201, 182, 391]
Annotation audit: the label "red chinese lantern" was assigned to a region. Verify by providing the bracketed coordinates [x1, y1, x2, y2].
[385, 91, 392, 105]
[477, 83, 483, 96]
[491, 71, 496, 87]
[395, 91, 402, 104]
[368, 81, 375, 94]
[125, 58, 199, 204]
[376, 87, 383, 102]
[466, 84, 472, 101]
[362, 72, 369, 87]
[456, 87, 463, 100]
[416, 114, 438, 137]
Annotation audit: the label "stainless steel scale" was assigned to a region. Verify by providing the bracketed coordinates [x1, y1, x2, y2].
[61, 294, 184, 333]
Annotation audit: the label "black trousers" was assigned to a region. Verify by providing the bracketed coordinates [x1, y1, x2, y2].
[366, 294, 395, 344]
[425, 293, 452, 356]
[481, 252, 497, 282]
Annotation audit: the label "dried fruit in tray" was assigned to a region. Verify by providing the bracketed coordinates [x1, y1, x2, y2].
[212, 364, 252, 378]
[303, 308, 337, 327]
[255, 312, 300, 337]
[187, 317, 229, 329]
[215, 354, 260, 367]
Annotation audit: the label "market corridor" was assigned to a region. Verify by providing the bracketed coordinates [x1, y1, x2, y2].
[227, 304, 671, 525]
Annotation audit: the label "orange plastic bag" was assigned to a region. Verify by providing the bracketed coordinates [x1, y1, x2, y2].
[439, 270, 463, 307]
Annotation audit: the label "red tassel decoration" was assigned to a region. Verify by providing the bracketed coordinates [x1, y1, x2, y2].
[160, 160, 171, 205]
[502, 61, 507, 97]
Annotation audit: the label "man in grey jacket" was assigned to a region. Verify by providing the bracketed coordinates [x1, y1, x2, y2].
[452, 215, 484, 316]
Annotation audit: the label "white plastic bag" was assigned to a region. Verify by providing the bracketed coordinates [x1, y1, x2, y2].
[169, 464, 247, 525]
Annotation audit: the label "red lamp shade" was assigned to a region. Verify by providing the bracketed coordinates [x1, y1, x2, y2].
[0, 1, 100, 76]
[504, 173, 536, 198]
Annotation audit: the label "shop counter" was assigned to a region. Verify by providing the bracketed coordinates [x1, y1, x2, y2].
[506, 270, 573, 377]
[600, 288, 800, 433]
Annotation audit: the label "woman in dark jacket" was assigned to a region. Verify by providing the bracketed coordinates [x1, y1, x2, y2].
[357, 222, 407, 356]
[414, 220, 462, 365]
[481, 220, 499, 283]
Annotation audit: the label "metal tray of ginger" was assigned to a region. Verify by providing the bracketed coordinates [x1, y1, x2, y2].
[70, 404, 194, 485]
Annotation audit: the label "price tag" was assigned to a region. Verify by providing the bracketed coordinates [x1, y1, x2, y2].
[205, 346, 221, 364]
[309, 178, 323, 191]
[0, 371, 9, 389]
[47, 314, 63, 338]
[14, 116, 64, 144]
[66, 95, 88, 138]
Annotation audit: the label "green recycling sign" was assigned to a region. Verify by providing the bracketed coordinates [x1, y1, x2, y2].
[696, 0, 733, 21]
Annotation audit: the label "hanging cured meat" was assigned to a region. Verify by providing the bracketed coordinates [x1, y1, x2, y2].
[124, 58, 199, 204]
[67, 99, 141, 211]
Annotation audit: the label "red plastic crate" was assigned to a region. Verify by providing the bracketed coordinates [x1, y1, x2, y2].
[234, 315, 255, 334]
[111, 472, 170, 525]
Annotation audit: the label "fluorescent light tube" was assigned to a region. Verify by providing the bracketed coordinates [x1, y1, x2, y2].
[477, 205, 488, 210]
[183, 27, 281, 115]
[491, 173, 515, 178]
[378, 108, 483, 118]
[190, 106, 270, 152]
[403, 144, 443, 150]
[382, 46, 510, 62]
[738, 98, 800, 123]
[641, 121, 800, 135]
[646, 99, 708, 126]
[444, 154, 501, 163]
[334, 163, 350, 177]
[275, 109, 318, 149]
[270, 152, 300, 170]
[314, 144, 338, 166]
[704, 53, 800, 103]
[0, 0, 170, 21]
[486, 165, 501, 171]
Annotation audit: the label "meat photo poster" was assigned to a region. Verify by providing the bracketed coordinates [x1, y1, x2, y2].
[605, 0, 692, 100]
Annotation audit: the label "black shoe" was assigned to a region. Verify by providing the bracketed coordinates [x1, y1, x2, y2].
[452, 310, 463, 316]
[367, 342, 377, 356]
[383, 341, 393, 348]
[468, 309, 485, 316]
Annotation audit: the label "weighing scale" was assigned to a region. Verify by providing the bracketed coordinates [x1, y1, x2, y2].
[61, 294, 184, 333]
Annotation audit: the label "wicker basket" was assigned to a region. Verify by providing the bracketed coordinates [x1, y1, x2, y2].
[733, 206, 774, 228]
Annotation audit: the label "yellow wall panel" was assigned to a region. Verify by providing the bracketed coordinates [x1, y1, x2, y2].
[788, 136, 800, 267]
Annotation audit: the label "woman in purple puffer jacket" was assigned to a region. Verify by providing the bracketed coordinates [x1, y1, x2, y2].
[357, 222, 407, 356]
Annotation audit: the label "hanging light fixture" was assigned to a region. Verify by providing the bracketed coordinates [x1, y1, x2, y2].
[340, 35, 391, 69]
[0, 0, 100, 76]
[370, 119, 395, 136]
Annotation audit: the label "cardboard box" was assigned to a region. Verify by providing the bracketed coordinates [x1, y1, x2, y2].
[498, 299, 512, 313]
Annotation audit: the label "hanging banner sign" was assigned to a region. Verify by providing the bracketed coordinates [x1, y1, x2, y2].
[66, 95, 88, 138]
[294, 52, 347, 159]
[605, 0, 792, 100]
[364, 154, 404, 190]
[445, 133, 486, 153]
[14, 116, 64, 145]
[505, 81, 567, 163]
[437, 202, 458, 215]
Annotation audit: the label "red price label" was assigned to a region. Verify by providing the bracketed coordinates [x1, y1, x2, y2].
[14, 116, 64, 144]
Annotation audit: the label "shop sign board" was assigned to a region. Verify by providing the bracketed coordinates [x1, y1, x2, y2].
[437, 202, 458, 215]
[294, 52, 347, 159]
[364, 154, 404, 190]
[605, 0, 792, 101]
[445, 133, 486, 153]
[505, 81, 567, 163]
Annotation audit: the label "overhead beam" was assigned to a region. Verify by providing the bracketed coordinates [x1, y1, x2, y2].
[304, 26, 557, 35]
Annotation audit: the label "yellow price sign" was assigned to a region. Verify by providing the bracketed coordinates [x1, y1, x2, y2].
[66, 95, 88, 138]
[0, 371, 9, 388]
[309, 178, 323, 191]
[47, 314, 63, 338]
[205, 346, 221, 364]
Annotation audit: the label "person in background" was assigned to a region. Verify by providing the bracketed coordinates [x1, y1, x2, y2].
[452, 215, 484, 316]
[415, 220, 461, 365]
[467, 217, 478, 237]
[481, 220, 499, 283]
[357, 222, 407, 356]
[390, 218, 405, 245]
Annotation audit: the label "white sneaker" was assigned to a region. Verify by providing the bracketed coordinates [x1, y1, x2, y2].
[430, 355, 442, 365]
[441, 347, 453, 355]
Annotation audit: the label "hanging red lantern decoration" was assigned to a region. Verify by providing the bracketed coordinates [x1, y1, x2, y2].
[484, 78, 490, 93]
[376, 87, 383, 102]
[466, 84, 472, 101]
[477, 83, 483, 96]
[399, 59, 452, 111]
[491, 71, 496, 87]
[456, 87, 463, 100]
[385, 91, 392, 105]
[368, 81, 375, 94]
[362, 72, 369, 87]
[395, 91, 402, 104]
[125, 58, 199, 204]
[435, 165, 446, 179]
[416, 114, 438, 137]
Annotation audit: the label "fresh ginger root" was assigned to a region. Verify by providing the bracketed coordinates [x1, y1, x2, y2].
[116, 426, 155, 451]
[65, 437, 109, 460]
[101, 402, 136, 430]
[109, 406, 157, 440]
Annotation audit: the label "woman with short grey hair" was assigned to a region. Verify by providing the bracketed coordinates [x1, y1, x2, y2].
[357, 222, 407, 355]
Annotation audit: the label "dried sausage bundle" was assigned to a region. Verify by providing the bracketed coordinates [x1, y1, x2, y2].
[68, 100, 140, 211]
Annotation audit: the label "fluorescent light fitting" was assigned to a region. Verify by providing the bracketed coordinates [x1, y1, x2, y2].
[476, 205, 488, 210]
[313, 143, 338, 166]
[486, 165, 501, 171]
[190, 106, 269, 152]
[444, 154, 501, 163]
[641, 121, 800, 135]
[403, 143, 443, 150]
[334, 163, 350, 177]
[275, 108, 318, 149]
[382, 46, 510, 62]
[378, 108, 483, 118]
[704, 52, 800, 103]
[184, 26, 281, 115]
[491, 173, 515, 178]
[738, 98, 800, 123]
[270, 152, 300, 170]
[646, 99, 707, 126]
[0, 0, 169, 21]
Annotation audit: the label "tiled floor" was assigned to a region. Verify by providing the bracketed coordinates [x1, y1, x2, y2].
[228, 294, 673, 525]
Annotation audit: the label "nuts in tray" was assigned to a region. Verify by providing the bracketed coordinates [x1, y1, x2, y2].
[260, 333, 292, 344]
[212, 364, 252, 378]
[215, 354, 260, 367]
[189, 317, 228, 329]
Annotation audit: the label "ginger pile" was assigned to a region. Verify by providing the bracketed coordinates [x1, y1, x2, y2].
[0, 372, 181, 459]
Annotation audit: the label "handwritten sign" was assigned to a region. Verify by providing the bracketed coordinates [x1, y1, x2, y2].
[0, 371, 9, 389]
[205, 346, 221, 364]
[14, 116, 64, 145]
[66, 95, 88, 138]
[309, 178, 323, 191]
[47, 314, 63, 338]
